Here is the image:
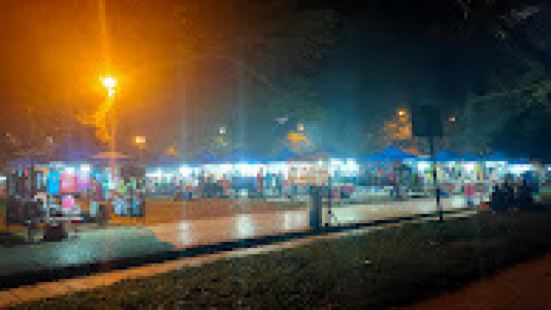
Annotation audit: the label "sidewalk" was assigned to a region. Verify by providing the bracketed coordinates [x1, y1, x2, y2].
[0, 197, 470, 280]
[403, 254, 551, 310]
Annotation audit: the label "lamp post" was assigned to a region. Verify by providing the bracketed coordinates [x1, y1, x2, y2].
[133, 135, 146, 167]
[100, 75, 118, 185]
[132, 135, 146, 222]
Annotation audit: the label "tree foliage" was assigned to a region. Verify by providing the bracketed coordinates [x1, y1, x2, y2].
[171, 2, 341, 156]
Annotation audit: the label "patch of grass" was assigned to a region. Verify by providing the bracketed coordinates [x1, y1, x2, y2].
[15, 210, 551, 309]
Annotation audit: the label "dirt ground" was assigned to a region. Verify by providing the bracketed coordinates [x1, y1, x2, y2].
[403, 253, 551, 310]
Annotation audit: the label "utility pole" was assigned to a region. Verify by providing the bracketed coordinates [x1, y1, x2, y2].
[466, 93, 473, 152]
[411, 103, 443, 222]
[430, 136, 443, 222]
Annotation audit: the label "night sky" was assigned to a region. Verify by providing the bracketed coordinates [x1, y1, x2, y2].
[0, 0, 547, 158]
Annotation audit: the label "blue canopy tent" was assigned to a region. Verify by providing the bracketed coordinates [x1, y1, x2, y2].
[151, 155, 183, 167]
[222, 150, 267, 164]
[365, 146, 417, 162]
[274, 147, 298, 162]
[484, 152, 509, 162]
[460, 152, 480, 162]
[509, 158, 531, 165]
[433, 150, 461, 162]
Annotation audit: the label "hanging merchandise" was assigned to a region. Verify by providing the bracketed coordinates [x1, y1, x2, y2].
[61, 171, 77, 194]
[47, 169, 61, 195]
[61, 194, 75, 210]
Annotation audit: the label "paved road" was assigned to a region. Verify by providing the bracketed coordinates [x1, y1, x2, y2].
[0, 196, 473, 277]
[149, 196, 469, 248]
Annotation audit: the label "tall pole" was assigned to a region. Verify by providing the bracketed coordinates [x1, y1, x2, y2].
[327, 174, 332, 227]
[466, 94, 473, 152]
[139, 144, 145, 225]
[430, 136, 443, 222]
[110, 102, 117, 186]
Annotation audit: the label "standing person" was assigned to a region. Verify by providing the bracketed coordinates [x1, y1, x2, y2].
[256, 170, 264, 198]
[490, 184, 504, 213]
[464, 181, 476, 207]
[389, 171, 397, 200]
[503, 181, 515, 210]
[90, 177, 102, 218]
[518, 179, 534, 210]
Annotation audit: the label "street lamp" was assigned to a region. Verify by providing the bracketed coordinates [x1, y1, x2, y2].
[397, 108, 407, 117]
[100, 76, 117, 97]
[133, 135, 147, 147]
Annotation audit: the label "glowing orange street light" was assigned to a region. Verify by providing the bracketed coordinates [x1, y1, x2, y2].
[100, 76, 117, 97]
[133, 135, 147, 147]
[397, 108, 407, 117]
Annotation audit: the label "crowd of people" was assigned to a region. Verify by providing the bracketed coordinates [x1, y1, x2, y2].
[490, 179, 535, 212]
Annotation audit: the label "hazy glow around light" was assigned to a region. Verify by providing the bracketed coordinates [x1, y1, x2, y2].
[100, 76, 117, 89]
[134, 135, 147, 145]
[100, 76, 117, 97]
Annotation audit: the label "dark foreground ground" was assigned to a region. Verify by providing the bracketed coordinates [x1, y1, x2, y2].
[405, 253, 551, 310]
[11, 207, 551, 309]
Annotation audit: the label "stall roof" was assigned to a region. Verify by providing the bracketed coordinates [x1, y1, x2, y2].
[151, 155, 183, 167]
[274, 148, 298, 161]
[90, 151, 131, 160]
[223, 151, 267, 163]
[50, 137, 102, 162]
[364, 146, 417, 162]
[484, 152, 509, 162]
[460, 152, 480, 161]
[433, 150, 461, 161]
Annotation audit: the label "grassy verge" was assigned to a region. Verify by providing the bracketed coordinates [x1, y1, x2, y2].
[15, 209, 551, 309]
